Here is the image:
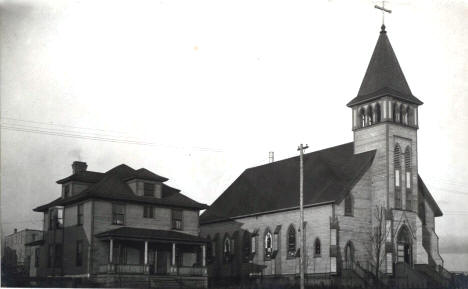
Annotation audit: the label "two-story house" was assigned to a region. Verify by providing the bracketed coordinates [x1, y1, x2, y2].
[2, 228, 43, 279]
[32, 161, 209, 288]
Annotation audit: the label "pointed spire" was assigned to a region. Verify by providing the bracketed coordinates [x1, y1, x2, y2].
[347, 27, 423, 107]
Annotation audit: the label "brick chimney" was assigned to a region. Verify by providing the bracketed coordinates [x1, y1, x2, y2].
[72, 161, 87, 174]
[14, 228, 17, 234]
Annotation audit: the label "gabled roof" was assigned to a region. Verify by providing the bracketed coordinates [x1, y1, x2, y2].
[347, 25, 423, 107]
[35, 164, 207, 212]
[200, 143, 376, 224]
[418, 176, 443, 217]
[124, 168, 169, 182]
[95, 227, 207, 244]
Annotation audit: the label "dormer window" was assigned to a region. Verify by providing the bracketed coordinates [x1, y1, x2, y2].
[64, 184, 71, 198]
[144, 183, 155, 197]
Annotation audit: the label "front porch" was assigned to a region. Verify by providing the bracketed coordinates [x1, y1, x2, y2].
[95, 227, 208, 278]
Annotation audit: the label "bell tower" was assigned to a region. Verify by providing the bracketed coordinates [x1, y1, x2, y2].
[348, 25, 423, 212]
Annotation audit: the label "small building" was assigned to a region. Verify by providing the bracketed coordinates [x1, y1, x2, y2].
[32, 161, 209, 288]
[2, 228, 43, 277]
[200, 25, 452, 289]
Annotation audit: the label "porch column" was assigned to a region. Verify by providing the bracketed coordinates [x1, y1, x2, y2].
[172, 243, 176, 265]
[202, 244, 206, 267]
[144, 241, 148, 265]
[109, 239, 113, 263]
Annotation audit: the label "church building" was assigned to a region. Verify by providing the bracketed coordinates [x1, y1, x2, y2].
[199, 25, 452, 288]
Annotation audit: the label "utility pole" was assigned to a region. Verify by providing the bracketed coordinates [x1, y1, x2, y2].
[297, 144, 308, 289]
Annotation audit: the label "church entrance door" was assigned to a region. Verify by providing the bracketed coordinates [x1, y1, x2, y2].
[397, 226, 412, 265]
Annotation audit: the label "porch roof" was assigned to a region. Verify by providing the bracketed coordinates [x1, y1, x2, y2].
[95, 227, 208, 244]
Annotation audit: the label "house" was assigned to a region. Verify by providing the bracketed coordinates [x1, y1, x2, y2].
[32, 161, 209, 288]
[2, 228, 43, 278]
[199, 25, 452, 288]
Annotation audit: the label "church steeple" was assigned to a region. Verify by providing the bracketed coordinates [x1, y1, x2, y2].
[347, 26, 423, 107]
[348, 26, 422, 131]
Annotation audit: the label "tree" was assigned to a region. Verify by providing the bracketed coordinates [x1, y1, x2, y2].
[366, 205, 392, 288]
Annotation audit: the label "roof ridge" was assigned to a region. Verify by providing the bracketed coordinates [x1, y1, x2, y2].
[245, 142, 353, 171]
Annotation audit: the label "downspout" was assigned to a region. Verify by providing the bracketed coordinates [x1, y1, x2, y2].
[87, 200, 95, 277]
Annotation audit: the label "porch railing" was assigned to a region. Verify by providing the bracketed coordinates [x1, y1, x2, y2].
[98, 264, 149, 274]
[99, 264, 207, 276]
[176, 266, 207, 276]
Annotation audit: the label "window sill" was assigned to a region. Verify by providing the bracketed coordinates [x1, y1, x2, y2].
[314, 254, 322, 258]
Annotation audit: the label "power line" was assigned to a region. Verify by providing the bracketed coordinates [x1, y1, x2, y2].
[1, 116, 128, 135]
[1, 124, 223, 153]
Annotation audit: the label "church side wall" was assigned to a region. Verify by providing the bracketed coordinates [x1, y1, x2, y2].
[336, 165, 373, 268]
[200, 204, 333, 280]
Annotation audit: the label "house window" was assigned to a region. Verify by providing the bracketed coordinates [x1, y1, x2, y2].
[35, 248, 40, 268]
[287, 225, 296, 258]
[54, 244, 62, 268]
[264, 231, 273, 259]
[344, 194, 353, 216]
[76, 241, 83, 266]
[48, 245, 54, 268]
[172, 209, 183, 230]
[64, 184, 70, 197]
[314, 238, 321, 256]
[143, 205, 155, 218]
[49, 207, 63, 230]
[144, 183, 155, 197]
[112, 204, 125, 225]
[77, 204, 84, 226]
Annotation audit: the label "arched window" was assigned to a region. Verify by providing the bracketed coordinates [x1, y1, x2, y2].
[367, 106, 373, 126]
[287, 225, 296, 258]
[394, 144, 402, 209]
[405, 146, 412, 211]
[344, 241, 354, 269]
[359, 108, 366, 128]
[242, 231, 251, 263]
[264, 230, 273, 259]
[407, 106, 413, 126]
[399, 104, 404, 124]
[344, 194, 353, 216]
[314, 238, 321, 256]
[402, 105, 408, 125]
[375, 103, 381, 123]
[223, 235, 231, 263]
[392, 103, 398, 122]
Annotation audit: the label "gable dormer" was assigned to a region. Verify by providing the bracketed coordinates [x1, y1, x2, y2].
[125, 168, 168, 199]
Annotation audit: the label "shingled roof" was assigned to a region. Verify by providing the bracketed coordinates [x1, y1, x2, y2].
[347, 25, 423, 107]
[200, 143, 376, 224]
[34, 164, 207, 212]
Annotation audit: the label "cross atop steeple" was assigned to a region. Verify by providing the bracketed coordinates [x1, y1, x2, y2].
[374, 1, 392, 26]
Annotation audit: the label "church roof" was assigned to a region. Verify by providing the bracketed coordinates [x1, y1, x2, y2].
[347, 25, 423, 107]
[34, 164, 207, 212]
[200, 142, 376, 224]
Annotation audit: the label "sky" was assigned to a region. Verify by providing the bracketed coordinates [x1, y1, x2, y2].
[1, 0, 467, 271]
